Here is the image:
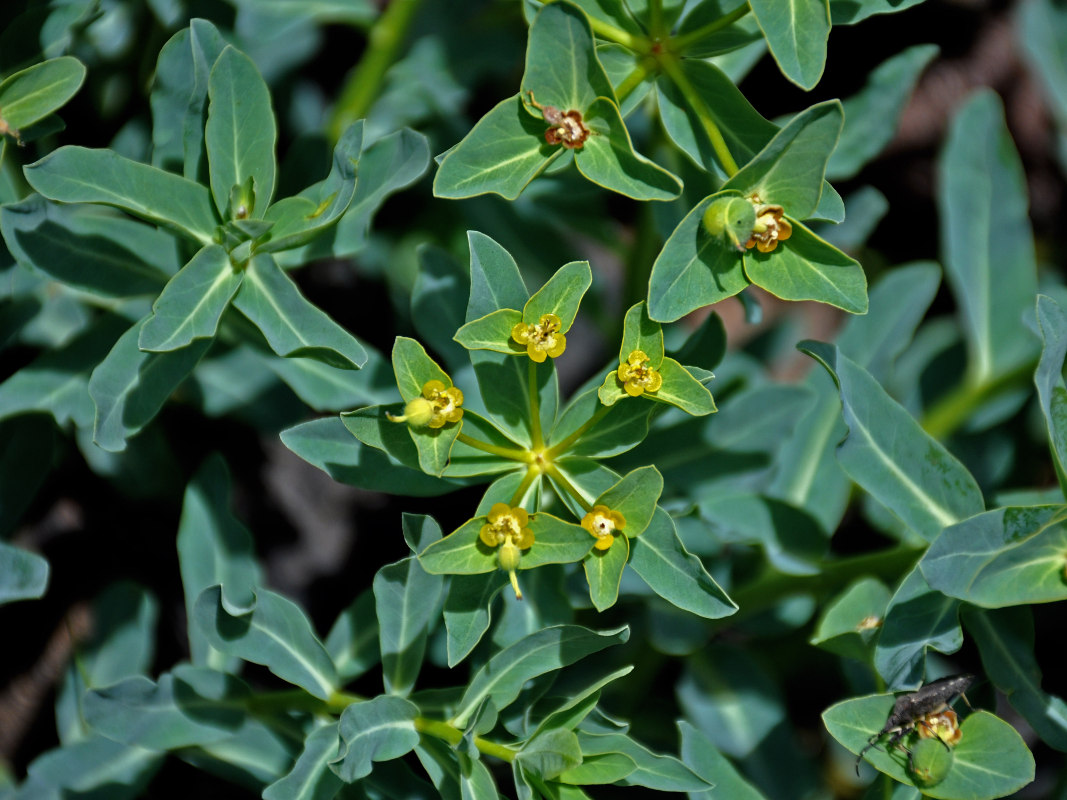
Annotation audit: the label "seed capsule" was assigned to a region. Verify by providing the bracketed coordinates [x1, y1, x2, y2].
[908, 737, 954, 787]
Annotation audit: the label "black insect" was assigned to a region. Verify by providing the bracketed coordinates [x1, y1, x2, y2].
[855, 674, 975, 775]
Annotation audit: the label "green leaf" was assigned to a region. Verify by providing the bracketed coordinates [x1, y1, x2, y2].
[628, 507, 737, 619]
[83, 666, 249, 750]
[919, 505, 1067, 607]
[1020, 0, 1067, 129]
[206, 45, 277, 216]
[454, 308, 524, 354]
[576, 97, 682, 200]
[517, 728, 582, 780]
[177, 716, 297, 787]
[375, 549, 444, 696]
[678, 721, 766, 800]
[24, 146, 218, 244]
[89, 317, 212, 453]
[285, 415, 457, 497]
[412, 245, 470, 370]
[333, 695, 420, 782]
[259, 121, 362, 253]
[583, 532, 628, 611]
[232, 254, 367, 369]
[391, 336, 451, 402]
[18, 735, 161, 799]
[194, 585, 338, 700]
[618, 301, 664, 365]
[459, 751, 499, 799]
[810, 577, 890, 661]
[647, 192, 747, 323]
[964, 605, 1067, 751]
[829, 0, 926, 24]
[263, 723, 343, 800]
[444, 571, 507, 667]
[656, 58, 777, 177]
[433, 95, 555, 200]
[824, 699, 1034, 798]
[325, 589, 381, 683]
[1034, 294, 1067, 496]
[419, 516, 498, 576]
[520, 1, 616, 112]
[0, 542, 49, 605]
[177, 454, 261, 667]
[577, 732, 711, 791]
[453, 624, 629, 727]
[150, 19, 227, 178]
[0, 56, 86, 132]
[874, 565, 962, 688]
[828, 45, 938, 181]
[559, 752, 636, 785]
[744, 222, 867, 313]
[723, 100, 843, 218]
[549, 386, 652, 459]
[1, 195, 177, 298]
[139, 245, 241, 352]
[471, 350, 558, 448]
[800, 342, 984, 541]
[939, 90, 1038, 385]
[523, 261, 592, 330]
[466, 231, 530, 321]
[595, 466, 662, 536]
[652, 357, 717, 415]
[749, 0, 831, 90]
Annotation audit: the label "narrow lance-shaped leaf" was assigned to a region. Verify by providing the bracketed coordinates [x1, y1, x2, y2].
[1034, 294, 1067, 497]
[452, 624, 630, 727]
[466, 231, 529, 322]
[749, 0, 831, 90]
[24, 146, 219, 244]
[194, 586, 338, 700]
[939, 90, 1038, 385]
[0, 56, 86, 133]
[263, 723, 344, 800]
[206, 45, 277, 216]
[232, 254, 367, 370]
[800, 341, 983, 541]
[139, 245, 242, 352]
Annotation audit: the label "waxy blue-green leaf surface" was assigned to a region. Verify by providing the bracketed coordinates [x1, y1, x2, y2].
[466, 231, 529, 322]
[89, 317, 212, 452]
[195, 585, 338, 700]
[232, 254, 367, 370]
[333, 695, 420, 782]
[452, 624, 629, 727]
[749, 0, 831, 90]
[263, 723, 343, 800]
[0, 541, 49, 605]
[444, 571, 507, 667]
[801, 342, 983, 541]
[0, 56, 86, 133]
[206, 45, 277, 216]
[17, 735, 162, 800]
[1034, 294, 1067, 496]
[824, 698, 1034, 798]
[939, 90, 1038, 385]
[810, 577, 890, 661]
[584, 531, 629, 611]
[679, 721, 766, 800]
[577, 731, 710, 791]
[24, 146, 218, 244]
[139, 245, 241, 352]
[919, 505, 1067, 607]
[326, 589, 381, 683]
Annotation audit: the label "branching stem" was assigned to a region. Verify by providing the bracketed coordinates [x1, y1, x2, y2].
[658, 53, 739, 176]
[544, 463, 593, 513]
[546, 404, 612, 458]
[456, 432, 532, 462]
[529, 359, 545, 450]
[672, 3, 751, 51]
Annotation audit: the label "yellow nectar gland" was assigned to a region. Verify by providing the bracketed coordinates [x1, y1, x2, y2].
[512, 313, 567, 363]
[479, 503, 534, 598]
[526, 91, 590, 150]
[581, 505, 627, 551]
[745, 195, 792, 254]
[617, 350, 662, 397]
[387, 379, 464, 429]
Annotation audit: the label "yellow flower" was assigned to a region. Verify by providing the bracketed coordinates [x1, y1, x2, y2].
[581, 504, 627, 551]
[744, 200, 792, 254]
[512, 313, 567, 363]
[387, 379, 464, 428]
[917, 709, 962, 747]
[617, 350, 662, 397]
[479, 502, 534, 598]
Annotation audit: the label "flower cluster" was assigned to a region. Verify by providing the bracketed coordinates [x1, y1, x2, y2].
[617, 350, 662, 397]
[526, 91, 590, 150]
[917, 709, 963, 747]
[581, 505, 627, 551]
[480, 503, 534, 598]
[745, 197, 792, 253]
[387, 379, 464, 429]
[512, 313, 567, 362]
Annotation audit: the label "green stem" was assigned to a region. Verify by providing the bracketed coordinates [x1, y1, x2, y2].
[920, 360, 1035, 441]
[546, 404, 612, 458]
[456, 432, 532, 462]
[415, 717, 517, 762]
[614, 57, 657, 105]
[529, 359, 545, 450]
[531, 0, 648, 51]
[327, 0, 424, 143]
[545, 463, 593, 513]
[648, 0, 665, 37]
[509, 465, 541, 507]
[672, 2, 751, 52]
[658, 53, 739, 176]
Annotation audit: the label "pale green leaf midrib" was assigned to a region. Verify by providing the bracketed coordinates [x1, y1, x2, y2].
[249, 616, 334, 697]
